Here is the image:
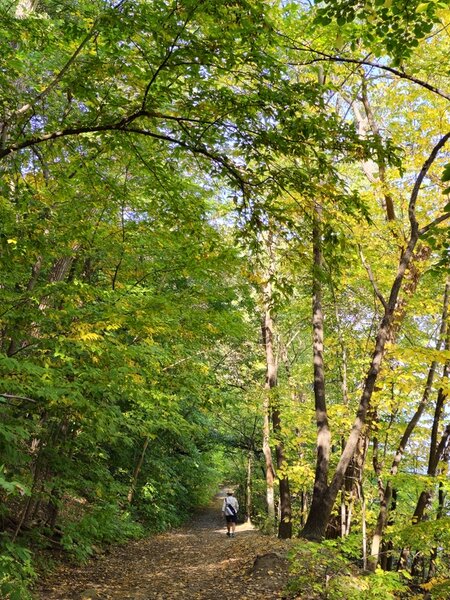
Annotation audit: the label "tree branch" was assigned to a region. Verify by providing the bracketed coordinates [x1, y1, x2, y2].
[0, 116, 249, 188]
[13, 30, 99, 119]
[419, 211, 450, 236]
[286, 45, 450, 102]
[358, 245, 388, 310]
[0, 393, 37, 403]
[141, 2, 200, 110]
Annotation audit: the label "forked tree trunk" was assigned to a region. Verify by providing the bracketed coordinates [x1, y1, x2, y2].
[301, 132, 450, 541]
[368, 278, 450, 570]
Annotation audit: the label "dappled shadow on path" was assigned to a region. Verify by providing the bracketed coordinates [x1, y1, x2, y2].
[35, 491, 291, 600]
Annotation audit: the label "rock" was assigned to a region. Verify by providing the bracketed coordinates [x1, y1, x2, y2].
[251, 552, 288, 576]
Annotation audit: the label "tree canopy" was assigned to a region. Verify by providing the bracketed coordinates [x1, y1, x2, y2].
[1, 1, 450, 598]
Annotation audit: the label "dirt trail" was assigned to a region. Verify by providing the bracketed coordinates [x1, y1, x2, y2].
[35, 491, 292, 600]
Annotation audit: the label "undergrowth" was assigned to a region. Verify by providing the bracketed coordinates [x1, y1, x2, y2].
[288, 541, 409, 600]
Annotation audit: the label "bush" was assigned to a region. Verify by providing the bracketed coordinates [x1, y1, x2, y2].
[328, 569, 408, 600]
[288, 542, 409, 600]
[288, 541, 350, 598]
[60, 502, 144, 562]
[0, 539, 36, 600]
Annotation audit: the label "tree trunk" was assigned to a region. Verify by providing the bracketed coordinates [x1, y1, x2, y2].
[262, 403, 276, 523]
[333, 284, 369, 540]
[343, 433, 369, 537]
[246, 450, 253, 524]
[360, 76, 396, 222]
[369, 278, 449, 570]
[260, 230, 292, 537]
[361, 483, 368, 570]
[273, 405, 292, 538]
[302, 131, 450, 540]
[262, 295, 278, 486]
[128, 436, 150, 504]
[302, 202, 332, 540]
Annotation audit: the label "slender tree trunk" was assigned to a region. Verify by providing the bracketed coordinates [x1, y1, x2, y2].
[414, 422, 450, 524]
[398, 424, 450, 569]
[360, 77, 396, 222]
[333, 285, 370, 540]
[262, 399, 276, 523]
[272, 405, 292, 538]
[428, 333, 450, 472]
[426, 464, 449, 580]
[302, 201, 332, 539]
[260, 230, 292, 537]
[261, 313, 276, 524]
[128, 436, 150, 504]
[261, 304, 292, 536]
[246, 450, 253, 524]
[360, 482, 367, 570]
[12, 432, 46, 541]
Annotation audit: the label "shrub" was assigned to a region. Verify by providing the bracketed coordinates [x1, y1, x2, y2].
[0, 539, 36, 600]
[288, 542, 409, 600]
[60, 502, 144, 562]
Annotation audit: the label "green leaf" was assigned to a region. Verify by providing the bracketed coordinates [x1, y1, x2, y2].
[442, 163, 450, 182]
[416, 2, 430, 12]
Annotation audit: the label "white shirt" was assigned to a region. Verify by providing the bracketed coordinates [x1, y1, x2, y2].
[222, 495, 239, 515]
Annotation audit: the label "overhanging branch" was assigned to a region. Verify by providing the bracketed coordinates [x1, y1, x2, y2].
[286, 45, 450, 102]
[0, 117, 249, 189]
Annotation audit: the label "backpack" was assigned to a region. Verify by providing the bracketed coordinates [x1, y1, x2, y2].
[225, 500, 237, 516]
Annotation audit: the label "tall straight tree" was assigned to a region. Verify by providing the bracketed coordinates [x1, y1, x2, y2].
[260, 229, 292, 538]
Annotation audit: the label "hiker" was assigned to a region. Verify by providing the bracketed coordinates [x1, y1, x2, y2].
[222, 490, 239, 537]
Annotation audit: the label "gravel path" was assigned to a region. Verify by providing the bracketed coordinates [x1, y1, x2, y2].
[35, 491, 291, 600]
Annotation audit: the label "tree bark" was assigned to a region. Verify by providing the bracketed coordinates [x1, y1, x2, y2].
[260, 230, 292, 537]
[272, 405, 292, 538]
[261, 314, 276, 525]
[246, 450, 253, 524]
[302, 202, 331, 539]
[15, 0, 39, 17]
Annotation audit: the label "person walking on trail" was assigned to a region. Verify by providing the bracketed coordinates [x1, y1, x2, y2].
[222, 490, 239, 537]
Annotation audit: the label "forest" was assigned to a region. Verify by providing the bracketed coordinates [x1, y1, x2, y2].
[1, 0, 450, 598]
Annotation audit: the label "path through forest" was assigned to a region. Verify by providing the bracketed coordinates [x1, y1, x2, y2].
[36, 491, 292, 599]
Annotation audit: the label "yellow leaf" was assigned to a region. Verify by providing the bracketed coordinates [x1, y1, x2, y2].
[80, 332, 102, 341]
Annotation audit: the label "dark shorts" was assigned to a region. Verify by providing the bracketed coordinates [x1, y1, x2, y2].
[225, 514, 237, 523]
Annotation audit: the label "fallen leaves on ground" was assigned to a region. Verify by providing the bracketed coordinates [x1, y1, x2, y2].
[35, 494, 292, 600]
